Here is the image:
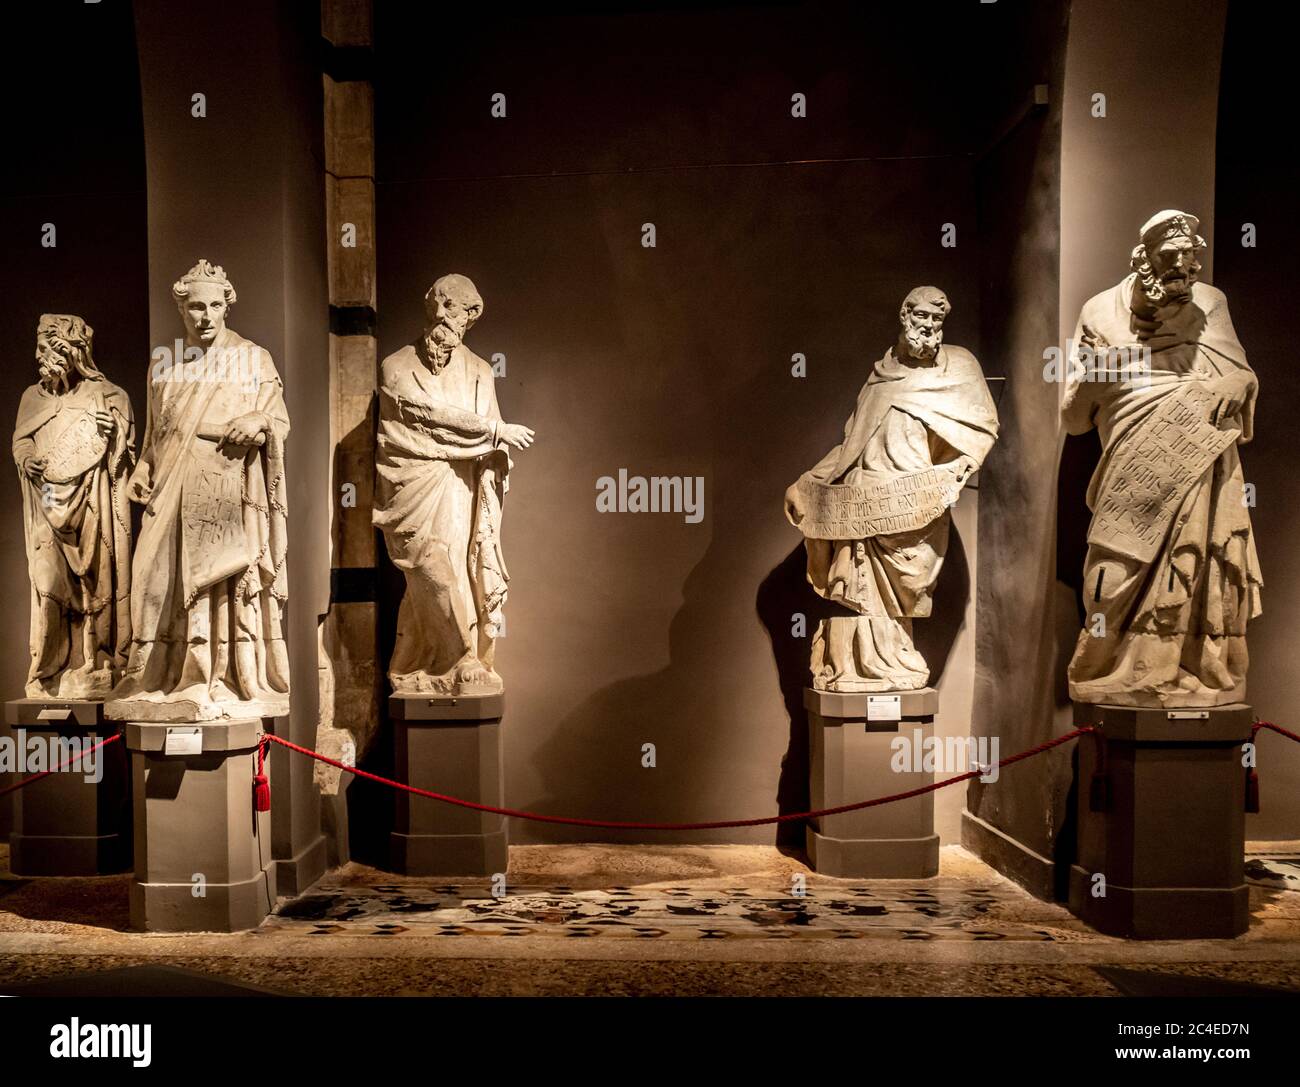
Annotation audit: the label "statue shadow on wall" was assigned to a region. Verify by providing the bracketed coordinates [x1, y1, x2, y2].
[756, 523, 971, 850]
[514, 516, 972, 864]
[1052, 429, 1102, 896]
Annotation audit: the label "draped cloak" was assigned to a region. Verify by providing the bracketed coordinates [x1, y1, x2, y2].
[788, 344, 998, 690]
[374, 341, 509, 690]
[1063, 275, 1261, 707]
[109, 328, 290, 713]
[13, 377, 134, 698]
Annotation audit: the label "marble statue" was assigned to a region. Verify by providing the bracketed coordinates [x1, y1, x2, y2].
[785, 287, 998, 692]
[1063, 210, 1260, 708]
[375, 274, 534, 696]
[14, 314, 134, 699]
[106, 260, 291, 722]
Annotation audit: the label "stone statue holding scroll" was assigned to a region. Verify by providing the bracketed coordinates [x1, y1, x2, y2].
[785, 287, 999, 691]
[14, 314, 134, 699]
[1063, 210, 1260, 708]
[375, 274, 535, 695]
[106, 260, 291, 722]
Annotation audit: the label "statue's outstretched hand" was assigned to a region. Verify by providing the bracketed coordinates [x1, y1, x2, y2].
[498, 422, 535, 450]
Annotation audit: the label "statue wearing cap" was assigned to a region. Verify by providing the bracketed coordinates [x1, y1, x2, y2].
[107, 260, 291, 721]
[785, 287, 999, 691]
[1062, 210, 1261, 707]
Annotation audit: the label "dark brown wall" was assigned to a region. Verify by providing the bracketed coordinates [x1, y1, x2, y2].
[0, 0, 149, 833]
[373, 2, 1042, 844]
[1217, 1, 1300, 840]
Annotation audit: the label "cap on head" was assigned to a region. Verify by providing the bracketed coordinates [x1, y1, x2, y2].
[1138, 210, 1203, 249]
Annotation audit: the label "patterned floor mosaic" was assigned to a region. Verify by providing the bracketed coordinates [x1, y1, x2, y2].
[263, 875, 1083, 942]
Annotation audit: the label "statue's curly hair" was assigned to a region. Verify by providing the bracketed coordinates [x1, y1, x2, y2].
[172, 258, 237, 309]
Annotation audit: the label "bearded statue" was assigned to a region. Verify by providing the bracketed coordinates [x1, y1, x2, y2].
[13, 314, 134, 699]
[374, 274, 536, 695]
[1063, 210, 1260, 707]
[785, 287, 999, 691]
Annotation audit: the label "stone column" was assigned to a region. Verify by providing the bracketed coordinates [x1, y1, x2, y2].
[317, 0, 381, 864]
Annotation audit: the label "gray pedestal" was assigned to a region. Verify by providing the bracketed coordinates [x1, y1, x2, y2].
[389, 694, 507, 877]
[1068, 702, 1252, 939]
[4, 700, 129, 876]
[125, 718, 276, 932]
[805, 687, 940, 878]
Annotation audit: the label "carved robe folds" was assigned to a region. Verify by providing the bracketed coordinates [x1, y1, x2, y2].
[14, 378, 134, 699]
[1064, 276, 1261, 707]
[374, 342, 509, 694]
[788, 345, 998, 691]
[107, 329, 291, 721]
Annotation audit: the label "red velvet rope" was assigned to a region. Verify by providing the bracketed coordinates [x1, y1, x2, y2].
[1255, 720, 1300, 744]
[262, 727, 1095, 830]
[3, 720, 1293, 829]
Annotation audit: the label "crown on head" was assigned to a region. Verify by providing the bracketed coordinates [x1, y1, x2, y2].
[172, 259, 237, 304]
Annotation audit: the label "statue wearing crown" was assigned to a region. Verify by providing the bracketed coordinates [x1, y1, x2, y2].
[107, 260, 291, 721]
[1063, 210, 1260, 707]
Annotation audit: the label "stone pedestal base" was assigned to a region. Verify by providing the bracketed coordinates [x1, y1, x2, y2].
[389, 693, 507, 876]
[5, 699, 129, 876]
[125, 718, 275, 932]
[1068, 702, 1252, 939]
[805, 687, 939, 878]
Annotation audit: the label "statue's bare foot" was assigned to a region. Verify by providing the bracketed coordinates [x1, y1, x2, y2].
[454, 658, 502, 694]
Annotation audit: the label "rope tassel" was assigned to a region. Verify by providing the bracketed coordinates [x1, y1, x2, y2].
[254, 737, 271, 813]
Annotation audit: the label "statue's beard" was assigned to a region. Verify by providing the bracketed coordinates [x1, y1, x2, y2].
[1139, 262, 1199, 307]
[424, 321, 464, 369]
[903, 325, 942, 359]
[38, 356, 71, 394]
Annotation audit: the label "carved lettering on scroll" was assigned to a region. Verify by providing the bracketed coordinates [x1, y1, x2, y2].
[1087, 383, 1238, 563]
[794, 465, 960, 540]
